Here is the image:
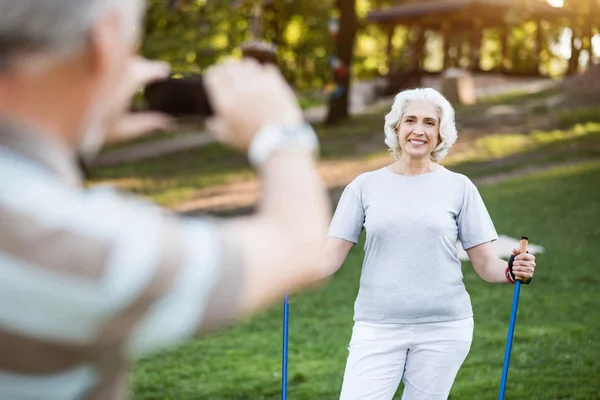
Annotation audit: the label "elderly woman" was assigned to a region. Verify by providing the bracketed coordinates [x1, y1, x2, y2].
[324, 87, 536, 400]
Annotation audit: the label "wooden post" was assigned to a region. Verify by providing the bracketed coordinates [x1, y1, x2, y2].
[500, 26, 510, 72]
[583, 0, 595, 67]
[385, 24, 396, 73]
[412, 26, 426, 71]
[325, 0, 358, 125]
[590, 0, 598, 66]
[442, 21, 451, 70]
[568, 25, 581, 75]
[535, 19, 544, 75]
[470, 17, 482, 72]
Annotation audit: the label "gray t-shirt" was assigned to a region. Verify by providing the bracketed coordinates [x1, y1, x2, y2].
[328, 166, 498, 324]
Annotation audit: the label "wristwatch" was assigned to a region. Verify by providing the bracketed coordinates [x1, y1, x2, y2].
[248, 122, 320, 168]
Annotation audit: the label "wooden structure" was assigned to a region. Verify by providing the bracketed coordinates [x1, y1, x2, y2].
[366, 0, 572, 78]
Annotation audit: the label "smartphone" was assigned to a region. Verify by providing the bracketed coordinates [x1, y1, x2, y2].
[143, 43, 279, 119]
[143, 75, 214, 118]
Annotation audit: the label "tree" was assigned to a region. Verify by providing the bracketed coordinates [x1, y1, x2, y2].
[564, 0, 599, 73]
[325, 0, 359, 125]
[141, 0, 250, 73]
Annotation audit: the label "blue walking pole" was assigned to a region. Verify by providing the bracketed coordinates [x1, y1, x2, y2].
[282, 292, 290, 400]
[499, 280, 521, 399]
[498, 237, 529, 400]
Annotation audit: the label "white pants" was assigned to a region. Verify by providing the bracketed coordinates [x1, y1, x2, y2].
[339, 317, 474, 400]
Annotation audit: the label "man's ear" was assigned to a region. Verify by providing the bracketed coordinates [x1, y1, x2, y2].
[85, 11, 122, 78]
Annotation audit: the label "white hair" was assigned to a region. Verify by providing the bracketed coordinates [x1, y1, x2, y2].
[0, 0, 144, 74]
[383, 87, 458, 162]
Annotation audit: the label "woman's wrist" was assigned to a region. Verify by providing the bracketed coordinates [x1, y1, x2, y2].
[505, 265, 516, 284]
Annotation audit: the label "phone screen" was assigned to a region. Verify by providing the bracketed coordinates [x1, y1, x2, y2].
[143, 75, 214, 118]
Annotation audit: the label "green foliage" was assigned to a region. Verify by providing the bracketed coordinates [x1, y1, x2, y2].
[140, 0, 410, 91]
[139, 0, 588, 92]
[141, 0, 250, 73]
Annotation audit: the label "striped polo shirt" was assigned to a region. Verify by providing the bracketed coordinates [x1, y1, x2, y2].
[0, 119, 242, 399]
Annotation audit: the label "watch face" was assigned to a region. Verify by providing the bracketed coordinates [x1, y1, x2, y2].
[283, 124, 310, 137]
[282, 128, 297, 137]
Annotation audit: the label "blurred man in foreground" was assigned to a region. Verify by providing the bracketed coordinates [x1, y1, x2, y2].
[0, 0, 331, 398]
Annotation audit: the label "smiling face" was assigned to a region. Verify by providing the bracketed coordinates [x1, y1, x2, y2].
[395, 100, 441, 161]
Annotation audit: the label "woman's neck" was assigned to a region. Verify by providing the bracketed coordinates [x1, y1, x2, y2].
[391, 157, 439, 176]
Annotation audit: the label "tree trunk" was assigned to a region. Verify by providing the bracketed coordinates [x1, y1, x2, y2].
[500, 26, 510, 73]
[584, 0, 596, 67]
[568, 27, 582, 75]
[470, 18, 482, 72]
[385, 25, 396, 73]
[535, 19, 544, 75]
[325, 0, 358, 125]
[565, 0, 584, 74]
[442, 21, 451, 70]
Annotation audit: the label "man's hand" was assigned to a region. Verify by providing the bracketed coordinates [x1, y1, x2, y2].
[202, 59, 304, 151]
[105, 112, 172, 144]
[105, 57, 174, 145]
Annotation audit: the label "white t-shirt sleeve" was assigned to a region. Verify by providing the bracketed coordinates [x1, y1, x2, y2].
[457, 178, 499, 250]
[327, 182, 365, 244]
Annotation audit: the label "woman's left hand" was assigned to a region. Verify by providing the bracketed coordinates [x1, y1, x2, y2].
[510, 248, 536, 282]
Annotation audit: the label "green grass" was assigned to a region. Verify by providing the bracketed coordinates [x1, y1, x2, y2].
[557, 107, 600, 129]
[446, 123, 600, 178]
[99, 129, 193, 153]
[477, 86, 562, 106]
[88, 141, 255, 206]
[449, 160, 600, 399]
[131, 160, 600, 399]
[455, 86, 562, 117]
[298, 93, 327, 110]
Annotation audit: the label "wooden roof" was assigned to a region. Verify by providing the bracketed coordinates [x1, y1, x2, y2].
[366, 0, 572, 25]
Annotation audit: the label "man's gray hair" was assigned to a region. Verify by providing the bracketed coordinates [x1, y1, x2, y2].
[0, 0, 143, 72]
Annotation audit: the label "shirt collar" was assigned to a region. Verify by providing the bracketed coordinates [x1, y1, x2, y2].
[0, 119, 84, 187]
